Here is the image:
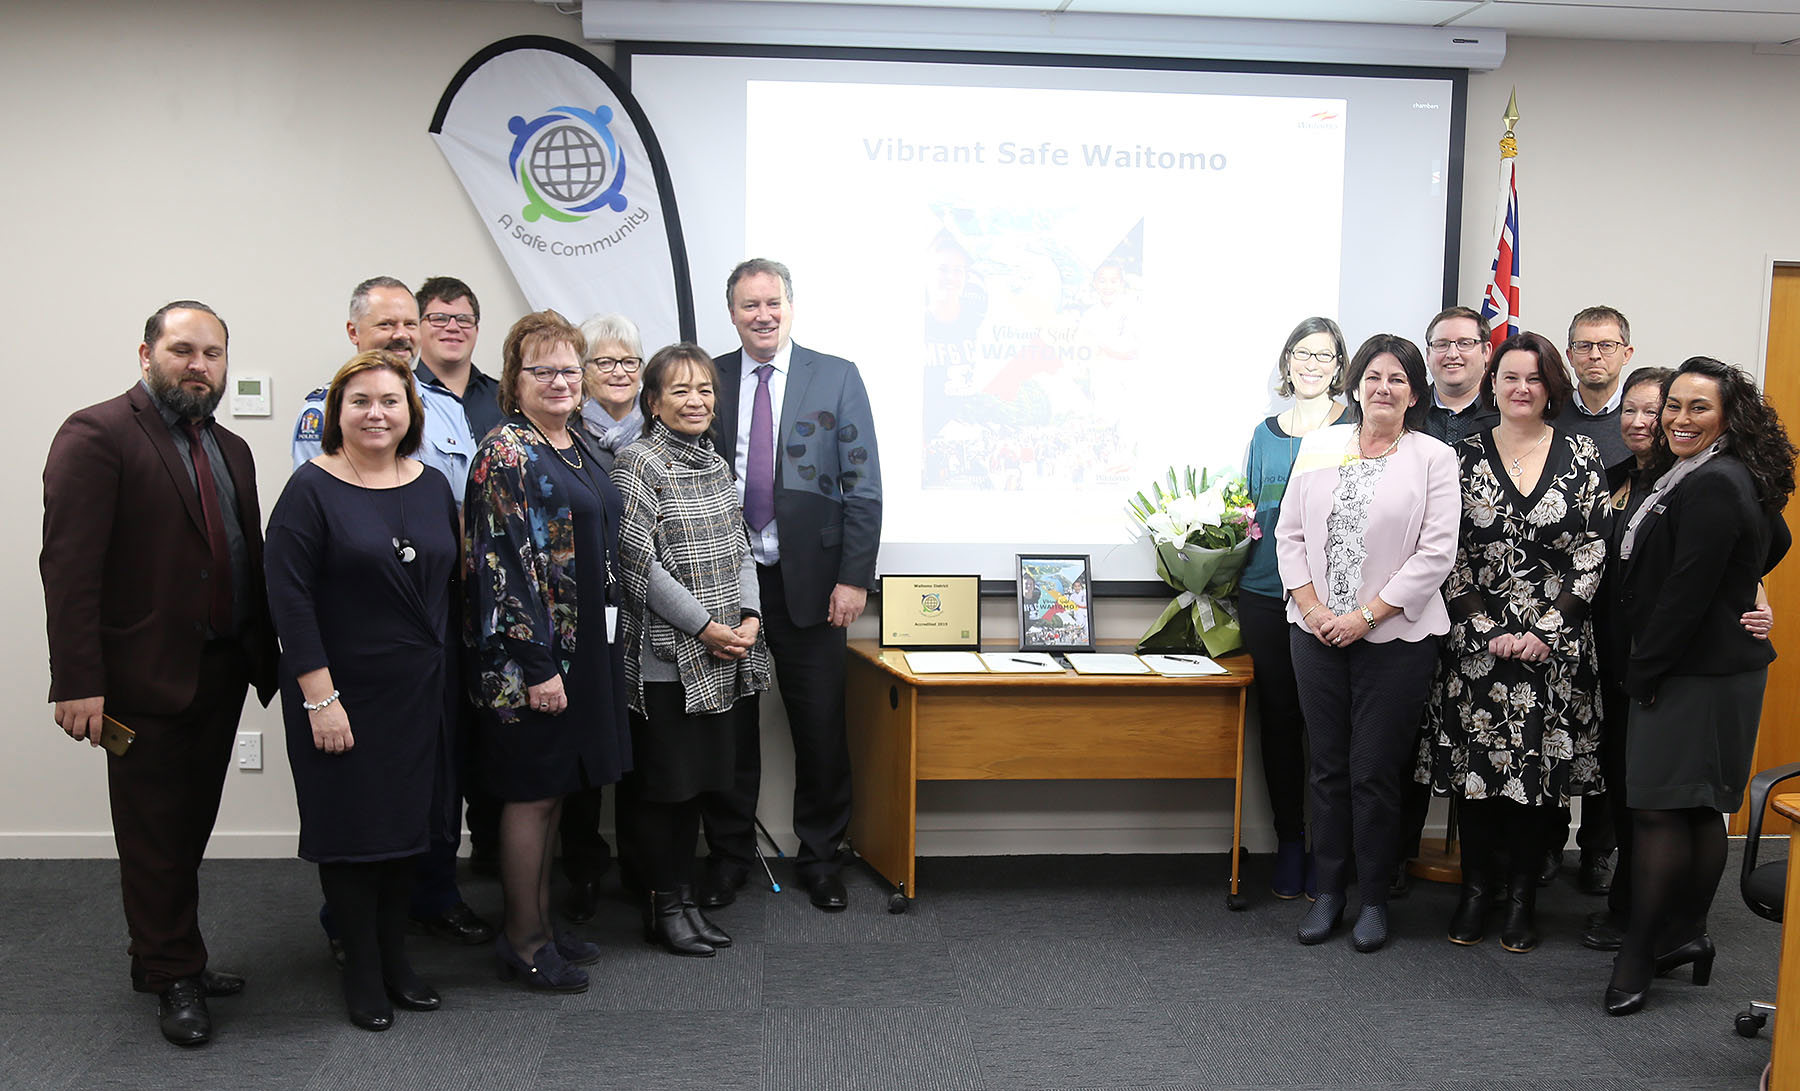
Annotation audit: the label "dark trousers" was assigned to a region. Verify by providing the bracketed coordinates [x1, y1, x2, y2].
[559, 785, 616, 884]
[702, 562, 852, 880]
[1290, 629, 1439, 909]
[1238, 591, 1307, 842]
[113, 641, 249, 993]
[1601, 681, 1633, 916]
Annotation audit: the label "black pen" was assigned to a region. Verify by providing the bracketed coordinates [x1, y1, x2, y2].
[1163, 655, 1209, 665]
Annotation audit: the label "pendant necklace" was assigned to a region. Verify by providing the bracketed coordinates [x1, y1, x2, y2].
[1503, 429, 1551, 481]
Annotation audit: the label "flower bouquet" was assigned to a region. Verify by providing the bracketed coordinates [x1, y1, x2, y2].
[1126, 466, 1259, 657]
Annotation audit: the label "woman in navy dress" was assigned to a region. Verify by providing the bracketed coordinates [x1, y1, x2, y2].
[465, 310, 631, 994]
[265, 351, 460, 1031]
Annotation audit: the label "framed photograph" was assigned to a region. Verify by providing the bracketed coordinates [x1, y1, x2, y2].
[879, 574, 982, 649]
[1016, 554, 1095, 652]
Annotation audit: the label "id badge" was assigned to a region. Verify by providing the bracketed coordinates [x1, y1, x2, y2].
[606, 605, 619, 641]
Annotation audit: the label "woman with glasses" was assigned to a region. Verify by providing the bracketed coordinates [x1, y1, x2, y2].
[578, 314, 646, 473]
[557, 313, 648, 922]
[1238, 318, 1348, 899]
[464, 310, 631, 993]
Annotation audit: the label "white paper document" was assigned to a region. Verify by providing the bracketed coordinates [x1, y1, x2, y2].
[979, 652, 1064, 673]
[1064, 653, 1153, 675]
[1141, 654, 1230, 677]
[903, 651, 989, 674]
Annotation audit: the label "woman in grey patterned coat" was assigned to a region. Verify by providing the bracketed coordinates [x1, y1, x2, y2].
[611, 343, 770, 957]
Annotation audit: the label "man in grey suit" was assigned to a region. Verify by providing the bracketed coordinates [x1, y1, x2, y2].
[698, 258, 882, 911]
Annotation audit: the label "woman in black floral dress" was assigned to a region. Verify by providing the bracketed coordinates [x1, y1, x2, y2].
[1422, 331, 1610, 953]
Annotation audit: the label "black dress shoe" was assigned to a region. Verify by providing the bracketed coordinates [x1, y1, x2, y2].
[696, 861, 748, 909]
[348, 1003, 394, 1032]
[805, 872, 848, 911]
[1578, 851, 1614, 896]
[564, 879, 601, 923]
[386, 978, 442, 1012]
[1387, 863, 1412, 900]
[411, 902, 497, 945]
[1604, 984, 1648, 1016]
[1581, 911, 1625, 952]
[158, 978, 211, 1047]
[1538, 848, 1562, 887]
[200, 969, 245, 997]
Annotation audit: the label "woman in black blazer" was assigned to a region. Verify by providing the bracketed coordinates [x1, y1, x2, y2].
[1605, 357, 1795, 1016]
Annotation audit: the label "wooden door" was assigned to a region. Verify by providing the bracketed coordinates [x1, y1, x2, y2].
[1733, 263, 1800, 835]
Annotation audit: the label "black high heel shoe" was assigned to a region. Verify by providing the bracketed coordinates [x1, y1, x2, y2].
[1604, 983, 1649, 1016]
[1654, 934, 1715, 985]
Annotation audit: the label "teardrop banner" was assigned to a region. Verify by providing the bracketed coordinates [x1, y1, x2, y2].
[429, 35, 694, 346]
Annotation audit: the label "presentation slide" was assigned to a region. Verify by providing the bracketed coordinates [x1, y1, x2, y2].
[627, 51, 1461, 584]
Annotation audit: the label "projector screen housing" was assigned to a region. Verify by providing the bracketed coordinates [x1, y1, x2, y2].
[622, 42, 1467, 592]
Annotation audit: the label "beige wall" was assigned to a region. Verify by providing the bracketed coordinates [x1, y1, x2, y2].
[4, 1, 1797, 857]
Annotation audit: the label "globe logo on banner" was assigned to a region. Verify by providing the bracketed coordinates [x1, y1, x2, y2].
[506, 104, 629, 223]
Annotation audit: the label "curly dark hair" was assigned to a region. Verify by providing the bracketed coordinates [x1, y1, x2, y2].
[1654, 356, 1797, 512]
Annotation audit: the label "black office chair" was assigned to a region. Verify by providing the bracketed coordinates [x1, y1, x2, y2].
[1735, 760, 1800, 1037]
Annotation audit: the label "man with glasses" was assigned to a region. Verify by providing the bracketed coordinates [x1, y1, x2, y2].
[1552, 305, 1634, 468]
[1387, 306, 1502, 899]
[1421, 306, 1500, 447]
[1545, 306, 1635, 907]
[291, 276, 498, 954]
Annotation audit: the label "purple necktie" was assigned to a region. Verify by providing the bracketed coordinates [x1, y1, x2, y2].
[745, 364, 775, 532]
[183, 420, 234, 632]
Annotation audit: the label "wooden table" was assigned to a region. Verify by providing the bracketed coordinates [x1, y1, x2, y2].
[1768, 793, 1800, 1087]
[843, 639, 1255, 912]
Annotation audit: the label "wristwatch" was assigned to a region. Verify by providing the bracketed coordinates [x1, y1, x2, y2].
[1360, 605, 1378, 630]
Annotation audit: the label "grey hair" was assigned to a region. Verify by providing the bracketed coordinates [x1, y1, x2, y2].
[726, 258, 793, 307]
[578, 312, 644, 358]
[348, 276, 410, 321]
[1567, 305, 1631, 346]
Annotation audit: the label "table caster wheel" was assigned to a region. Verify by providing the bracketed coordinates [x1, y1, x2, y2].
[1736, 1010, 1767, 1038]
[887, 892, 911, 914]
[1225, 892, 1247, 911]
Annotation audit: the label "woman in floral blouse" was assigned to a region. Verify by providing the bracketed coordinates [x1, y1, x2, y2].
[1421, 331, 1609, 954]
[465, 310, 631, 993]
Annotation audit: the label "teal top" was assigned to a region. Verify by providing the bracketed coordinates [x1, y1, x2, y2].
[1239, 416, 1304, 599]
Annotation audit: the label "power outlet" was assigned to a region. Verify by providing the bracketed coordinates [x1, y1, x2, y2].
[236, 731, 262, 771]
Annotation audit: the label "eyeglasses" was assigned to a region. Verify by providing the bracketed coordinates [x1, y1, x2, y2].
[423, 313, 478, 329]
[1569, 339, 1627, 357]
[523, 366, 583, 385]
[588, 356, 642, 374]
[1288, 349, 1339, 364]
[1427, 337, 1483, 353]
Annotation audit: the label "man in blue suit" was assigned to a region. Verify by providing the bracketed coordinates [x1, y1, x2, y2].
[699, 258, 882, 911]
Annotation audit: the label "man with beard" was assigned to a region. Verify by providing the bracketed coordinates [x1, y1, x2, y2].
[291, 276, 497, 952]
[42, 301, 278, 1046]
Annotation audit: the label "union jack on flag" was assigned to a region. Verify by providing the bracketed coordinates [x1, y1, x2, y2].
[1479, 127, 1521, 353]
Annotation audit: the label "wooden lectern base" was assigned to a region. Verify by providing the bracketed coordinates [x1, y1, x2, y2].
[1408, 842, 1463, 885]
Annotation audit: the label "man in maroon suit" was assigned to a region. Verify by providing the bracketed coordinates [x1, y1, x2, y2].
[42, 301, 277, 1047]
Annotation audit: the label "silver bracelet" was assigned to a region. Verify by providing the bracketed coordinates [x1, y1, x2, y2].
[302, 689, 341, 712]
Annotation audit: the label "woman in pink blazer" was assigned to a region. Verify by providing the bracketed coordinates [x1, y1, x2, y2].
[1275, 333, 1461, 952]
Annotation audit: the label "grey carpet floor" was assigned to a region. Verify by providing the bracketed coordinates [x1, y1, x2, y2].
[0, 847, 1780, 1090]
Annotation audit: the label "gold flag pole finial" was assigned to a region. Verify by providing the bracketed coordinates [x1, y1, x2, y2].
[1499, 87, 1519, 159]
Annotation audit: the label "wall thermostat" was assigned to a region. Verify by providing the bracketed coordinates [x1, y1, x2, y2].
[231, 375, 272, 417]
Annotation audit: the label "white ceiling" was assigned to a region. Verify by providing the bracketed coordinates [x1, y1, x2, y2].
[703, 0, 1800, 45]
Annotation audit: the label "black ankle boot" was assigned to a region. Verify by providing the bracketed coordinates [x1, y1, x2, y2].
[1500, 865, 1538, 953]
[1447, 868, 1493, 946]
[677, 885, 731, 948]
[644, 890, 716, 957]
